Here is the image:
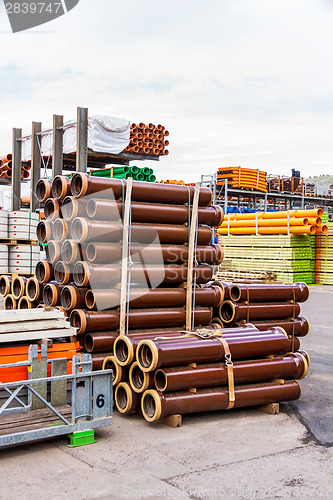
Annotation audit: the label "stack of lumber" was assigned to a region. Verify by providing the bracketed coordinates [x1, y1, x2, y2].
[217, 209, 326, 236]
[0, 154, 30, 179]
[35, 174, 224, 371]
[215, 269, 277, 283]
[219, 234, 316, 284]
[90, 166, 156, 182]
[124, 123, 169, 156]
[315, 223, 333, 284]
[217, 167, 267, 192]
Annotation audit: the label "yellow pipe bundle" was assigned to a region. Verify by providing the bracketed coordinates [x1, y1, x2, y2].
[217, 167, 267, 193]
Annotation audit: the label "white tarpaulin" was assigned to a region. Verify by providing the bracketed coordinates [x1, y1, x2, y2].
[21, 115, 130, 161]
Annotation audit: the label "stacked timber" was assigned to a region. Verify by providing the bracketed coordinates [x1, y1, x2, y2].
[315, 223, 333, 284]
[219, 234, 316, 284]
[35, 173, 224, 369]
[124, 123, 169, 156]
[217, 167, 267, 193]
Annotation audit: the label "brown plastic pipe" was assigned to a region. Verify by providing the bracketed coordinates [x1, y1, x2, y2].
[91, 353, 113, 371]
[37, 221, 53, 243]
[4, 295, 17, 309]
[18, 297, 38, 309]
[115, 382, 140, 414]
[0, 275, 13, 297]
[53, 219, 70, 243]
[36, 179, 52, 202]
[102, 356, 127, 386]
[36, 260, 54, 283]
[12, 277, 28, 300]
[73, 261, 213, 287]
[221, 300, 301, 323]
[85, 285, 223, 311]
[130, 362, 155, 393]
[44, 199, 62, 221]
[230, 282, 309, 303]
[71, 218, 212, 245]
[154, 352, 308, 392]
[233, 317, 309, 337]
[61, 285, 89, 311]
[54, 261, 73, 285]
[141, 381, 301, 422]
[85, 242, 222, 265]
[46, 241, 61, 264]
[62, 196, 88, 221]
[70, 307, 212, 335]
[43, 282, 64, 307]
[84, 332, 119, 353]
[52, 175, 72, 200]
[26, 277, 43, 302]
[136, 328, 300, 371]
[61, 240, 86, 265]
[86, 199, 223, 227]
[71, 173, 213, 206]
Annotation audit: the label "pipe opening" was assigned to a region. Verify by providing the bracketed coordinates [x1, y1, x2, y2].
[131, 364, 144, 390]
[19, 298, 29, 309]
[52, 177, 64, 198]
[0, 277, 9, 296]
[43, 286, 53, 306]
[104, 359, 117, 382]
[70, 311, 81, 329]
[62, 288, 72, 309]
[229, 286, 241, 302]
[142, 393, 156, 419]
[84, 334, 94, 353]
[27, 280, 37, 300]
[86, 199, 97, 218]
[71, 218, 83, 241]
[44, 199, 56, 220]
[62, 197, 74, 220]
[116, 385, 128, 410]
[72, 174, 83, 197]
[115, 339, 128, 364]
[62, 240, 74, 263]
[37, 181, 46, 200]
[154, 370, 167, 392]
[55, 262, 66, 284]
[74, 262, 85, 286]
[85, 290, 95, 309]
[86, 243, 96, 262]
[37, 222, 46, 242]
[12, 279, 22, 299]
[4, 296, 15, 310]
[47, 242, 57, 263]
[137, 343, 153, 369]
[36, 262, 46, 282]
[53, 220, 66, 241]
[221, 302, 235, 322]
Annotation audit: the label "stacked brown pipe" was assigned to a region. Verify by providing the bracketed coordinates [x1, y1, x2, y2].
[0, 154, 30, 179]
[124, 123, 169, 156]
[0, 275, 43, 309]
[35, 173, 224, 368]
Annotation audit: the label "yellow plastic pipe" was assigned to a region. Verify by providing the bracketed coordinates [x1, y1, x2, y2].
[217, 225, 316, 235]
[219, 218, 309, 228]
[224, 209, 323, 221]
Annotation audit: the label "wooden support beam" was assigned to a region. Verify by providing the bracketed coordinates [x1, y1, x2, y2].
[160, 414, 182, 428]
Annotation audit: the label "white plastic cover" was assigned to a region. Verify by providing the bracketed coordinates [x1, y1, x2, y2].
[21, 115, 130, 161]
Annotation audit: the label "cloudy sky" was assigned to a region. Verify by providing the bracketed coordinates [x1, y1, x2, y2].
[0, 0, 332, 182]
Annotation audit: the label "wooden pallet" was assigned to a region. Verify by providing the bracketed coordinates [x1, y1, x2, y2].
[0, 239, 38, 246]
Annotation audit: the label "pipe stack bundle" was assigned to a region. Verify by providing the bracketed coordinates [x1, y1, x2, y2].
[217, 209, 327, 236]
[35, 173, 224, 368]
[315, 223, 333, 284]
[124, 123, 169, 156]
[212, 282, 310, 336]
[90, 166, 156, 182]
[110, 323, 309, 422]
[217, 167, 267, 193]
[0, 275, 44, 310]
[0, 154, 30, 179]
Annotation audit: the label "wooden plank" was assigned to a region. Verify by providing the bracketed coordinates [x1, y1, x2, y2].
[0, 328, 77, 343]
[119, 178, 133, 336]
[185, 182, 200, 331]
[0, 319, 69, 334]
[257, 403, 280, 415]
[160, 414, 182, 428]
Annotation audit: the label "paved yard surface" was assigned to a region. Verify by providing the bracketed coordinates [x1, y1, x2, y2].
[0, 286, 332, 500]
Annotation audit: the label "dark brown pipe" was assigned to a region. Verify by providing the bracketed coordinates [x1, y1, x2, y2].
[0, 275, 13, 297]
[52, 175, 72, 200]
[36, 261, 54, 283]
[18, 296, 38, 309]
[230, 282, 309, 303]
[136, 328, 300, 372]
[54, 261, 73, 285]
[221, 301, 301, 323]
[102, 356, 127, 386]
[86, 199, 223, 227]
[26, 277, 43, 302]
[61, 240, 86, 265]
[115, 382, 140, 414]
[12, 276, 28, 300]
[36, 179, 52, 202]
[85, 286, 223, 311]
[53, 218, 70, 242]
[62, 196, 88, 221]
[141, 381, 301, 422]
[71, 173, 213, 206]
[86, 242, 222, 266]
[61, 285, 89, 311]
[84, 332, 119, 353]
[91, 352, 113, 371]
[4, 295, 17, 309]
[37, 221, 53, 243]
[154, 352, 308, 392]
[44, 198, 62, 221]
[70, 307, 212, 335]
[71, 218, 212, 245]
[46, 241, 61, 264]
[237, 317, 310, 337]
[113, 326, 220, 366]
[130, 362, 155, 393]
[73, 261, 213, 287]
[43, 282, 64, 307]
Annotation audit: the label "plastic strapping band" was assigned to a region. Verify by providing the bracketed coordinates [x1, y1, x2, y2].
[291, 287, 296, 352]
